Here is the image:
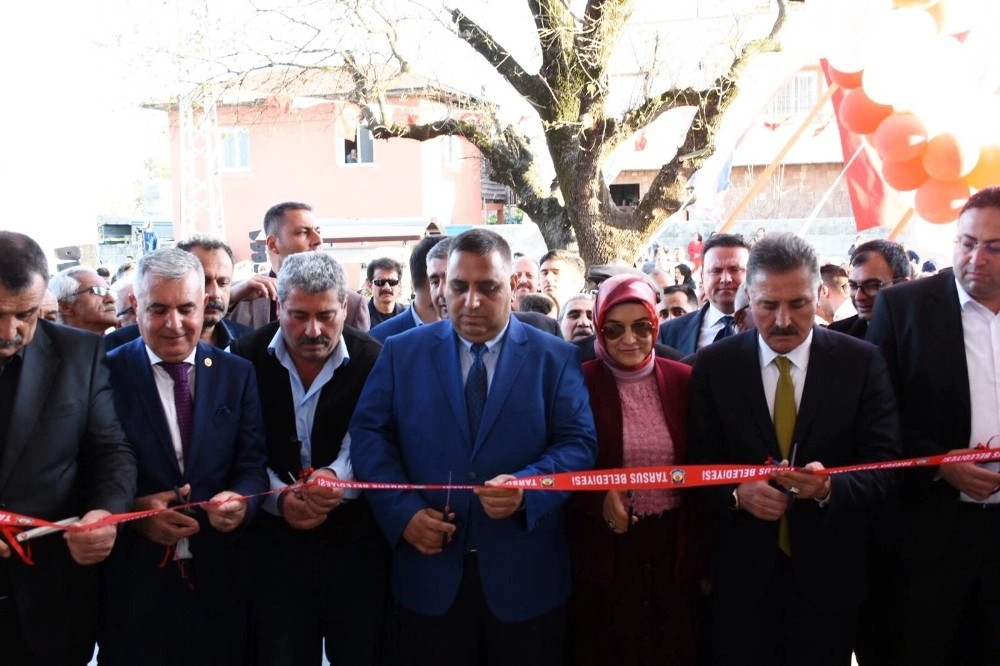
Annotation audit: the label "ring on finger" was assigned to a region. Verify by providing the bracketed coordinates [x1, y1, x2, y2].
[607, 519, 615, 530]
[788, 486, 800, 495]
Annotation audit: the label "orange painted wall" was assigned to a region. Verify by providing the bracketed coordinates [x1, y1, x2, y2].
[167, 99, 485, 261]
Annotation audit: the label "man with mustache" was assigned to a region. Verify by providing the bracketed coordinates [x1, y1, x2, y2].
[559, 293, 595, 342]
[0, 232, 136, 664]
[105, 236, 252, 352]
[688, 233, 901, 666]
[510, 255, 539, 311]
[48, 266, 119, 334]
[365, 257, 405, 326]
[230, 252, 389, 665]
[658, 233, 750, 355]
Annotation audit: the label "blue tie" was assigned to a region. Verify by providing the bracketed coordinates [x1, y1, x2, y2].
[465, 343, 488, 442]
[713, 315, 735, 342]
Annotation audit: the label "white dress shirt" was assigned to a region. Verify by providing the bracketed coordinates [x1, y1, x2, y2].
[145, 345, 198, 559]
[758, 330, 813, 424]
[698, 304, 736, 351]
[956, 278, 1000, 504]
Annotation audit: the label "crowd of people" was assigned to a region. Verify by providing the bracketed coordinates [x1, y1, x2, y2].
[0, 187, 998, 666]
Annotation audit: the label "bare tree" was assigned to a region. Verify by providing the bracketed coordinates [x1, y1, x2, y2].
[155, 0, 791, 265]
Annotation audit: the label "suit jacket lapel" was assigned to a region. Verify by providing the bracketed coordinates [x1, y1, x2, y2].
[186, 343, 216, 474]
[124, 340, 182, 475]
[432, 324, 472, 445]
[930, 278, 972, 425]
[689, 305, 708, 352]
[473, 317, 528, 455]
[794, 327, 834, 456]
[742, 332, 782, 461]
[0, 328, 58, 491]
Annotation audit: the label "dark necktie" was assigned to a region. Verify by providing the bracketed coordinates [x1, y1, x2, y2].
[713, 315, 735, 342]
[465, 343, 488, 443]
[160, 362, 193, 464]
[774, 356, 796, 556]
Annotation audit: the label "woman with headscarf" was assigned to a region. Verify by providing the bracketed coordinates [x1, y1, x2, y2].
[674, 263, 696, 290]
[567, 273, 700, 666]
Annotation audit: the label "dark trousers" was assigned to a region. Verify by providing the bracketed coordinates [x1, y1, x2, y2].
[894, 504, 1000, 665]
[98, 558, 248, 666]
[249, 500, 391, 666]
[398, 553, 567, 666]
[708, 551, 855, 666]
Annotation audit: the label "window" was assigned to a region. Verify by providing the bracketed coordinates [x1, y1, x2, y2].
[767, 70, 819, 116]
[344, 122, 374, 165]
[610, 183, 640, 207]
[220, 127, 250, 170]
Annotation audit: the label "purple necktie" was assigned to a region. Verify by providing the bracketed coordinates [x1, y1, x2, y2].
[159, 362, 192, 464]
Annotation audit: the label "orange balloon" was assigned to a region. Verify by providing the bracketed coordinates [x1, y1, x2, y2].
[915, 178, 970, 223]
[965, 144, 1000, 191]
[874, 112, 929, 163]
[883, 155, 929, 191]
[839, 89, 894, 136]
[894, 0, 940, 8]
[829, 67, 864, 90]
[922, 133, 980, 181]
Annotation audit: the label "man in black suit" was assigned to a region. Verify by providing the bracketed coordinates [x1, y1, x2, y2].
[867, 186, 1000, 664]
[688, 232, 901, 665]
[230, 251, 389, 666]
[658, 233, 750, 355]
[105, 235, 252, 351]
[0, 232, 137, 665]
[828, 239, 909, 339]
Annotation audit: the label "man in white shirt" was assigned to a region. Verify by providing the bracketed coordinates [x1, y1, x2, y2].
[868, 186, 1000, 664]
[688, 232, 901, 666]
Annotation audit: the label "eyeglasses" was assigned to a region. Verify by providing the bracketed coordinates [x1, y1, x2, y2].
[601, 320, 655, 340]
[74, 286, 114, 298]
[847, 278, 904, 298]
[956, 236, 1000, 256]
[372, 278, 400, 287]
[116, 306, 135, 318]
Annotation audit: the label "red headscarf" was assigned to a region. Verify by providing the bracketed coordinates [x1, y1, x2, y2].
[593, 273, 660, 375]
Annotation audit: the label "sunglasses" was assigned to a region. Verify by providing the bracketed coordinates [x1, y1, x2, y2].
[74, 285, 114, 297]
[601, 320, 655, 340]
[372, 278, 400, 287]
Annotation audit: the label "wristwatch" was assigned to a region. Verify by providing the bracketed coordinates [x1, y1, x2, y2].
[731, 486, 741, 511]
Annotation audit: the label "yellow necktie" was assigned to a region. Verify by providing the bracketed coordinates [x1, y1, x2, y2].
[774, 356, 795, 556]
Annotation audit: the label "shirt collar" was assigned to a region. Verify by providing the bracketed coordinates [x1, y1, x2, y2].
[267, 326, 350, 369]
[145, 343, 198, 367]
[410, 305, 426, 327]
[705, 304, 734, 327]
[455, 321, 509, 354]
[758, 328, 814, 371]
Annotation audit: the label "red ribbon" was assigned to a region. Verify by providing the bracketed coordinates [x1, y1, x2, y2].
[4, 446, 1000, 565]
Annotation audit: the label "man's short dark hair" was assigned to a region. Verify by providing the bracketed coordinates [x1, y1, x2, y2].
[747, 232, 820, 290]
[663, 284, 698, 309]
[263, 202, 312, 236]
[96, 266, 111, 279]
[450, 229, 512, 266]
[820, 263, 849, 287]
[850, 240, 910, 281]
[701, 232, 751, 257]
[366, 257, 403, 283]
[518, 293, 556, 316]
[409, 236, 447, 289]
[538, 249, 585, 275]
[960, 184, 1000, 216]
[112, 260, 136, 284]
[176, 234, 236, 265]
[0, 231, 49, 291]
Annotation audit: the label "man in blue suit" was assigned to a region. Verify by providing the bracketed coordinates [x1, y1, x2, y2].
[658, 233, 750, 355]
[100, 249, 268, 666]
[351, 228, 597, 665]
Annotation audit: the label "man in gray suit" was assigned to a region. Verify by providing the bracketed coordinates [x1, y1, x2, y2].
[0, 231, 137, 665]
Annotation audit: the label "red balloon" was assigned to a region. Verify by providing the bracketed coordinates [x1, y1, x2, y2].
[915, 178, 970, 223]
[922, 133, 980, 181]
[965, 143, 1000, 191]
[829, 67, 864, 90]
[839, 89, 894, 136]
[874, 112, 929, 163]
[883, 155, 929, 191]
